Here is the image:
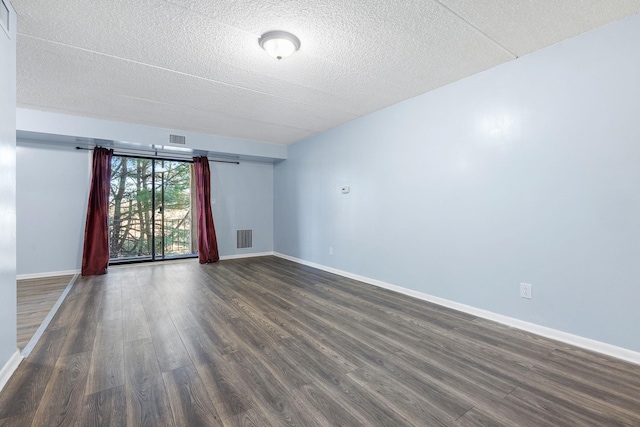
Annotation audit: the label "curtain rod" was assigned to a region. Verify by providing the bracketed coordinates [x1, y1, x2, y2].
[75, 146, 240, 164]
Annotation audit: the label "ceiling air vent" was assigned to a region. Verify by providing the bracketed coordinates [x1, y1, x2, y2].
[169, 134, 186, 145]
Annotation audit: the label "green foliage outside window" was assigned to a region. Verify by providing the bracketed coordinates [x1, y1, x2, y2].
[109, 156, 195, 260]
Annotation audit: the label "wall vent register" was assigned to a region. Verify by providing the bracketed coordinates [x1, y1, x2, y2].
[169, 134, 186, 145]
[237, 229, 253, 249]
[1, 0, 9, 34]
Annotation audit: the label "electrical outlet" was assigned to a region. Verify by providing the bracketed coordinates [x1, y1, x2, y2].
[329, 247, 334, 256]
[520, 283, 532, 299]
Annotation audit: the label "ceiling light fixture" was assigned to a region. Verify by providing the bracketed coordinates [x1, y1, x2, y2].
[259, 31, 300, 60]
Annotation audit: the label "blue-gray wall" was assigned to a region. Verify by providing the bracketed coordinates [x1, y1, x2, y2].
[17, 143, 90, 276]
[274, 14, 640, 352]
[0, 0, 17, 368]
[211, 160, 273, 257]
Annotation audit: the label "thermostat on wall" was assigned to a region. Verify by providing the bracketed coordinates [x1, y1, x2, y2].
[341, 186, 350, 194]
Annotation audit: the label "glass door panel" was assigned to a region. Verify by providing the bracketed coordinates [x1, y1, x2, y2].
[109, 156, 153, 261]
[109, 156, 196, 262]
[154, 160, 195, 259]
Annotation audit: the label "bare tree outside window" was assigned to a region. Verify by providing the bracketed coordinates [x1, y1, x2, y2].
[109, 156, 196, 261]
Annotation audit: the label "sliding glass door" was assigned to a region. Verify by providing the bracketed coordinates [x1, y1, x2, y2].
[109, 156, 197, 262]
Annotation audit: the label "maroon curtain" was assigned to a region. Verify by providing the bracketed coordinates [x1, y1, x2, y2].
[81, 147, 113, 276]
[193, 156, 220, 263]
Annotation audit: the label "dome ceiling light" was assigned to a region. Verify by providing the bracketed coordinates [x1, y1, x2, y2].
[259, 31, 301, 60]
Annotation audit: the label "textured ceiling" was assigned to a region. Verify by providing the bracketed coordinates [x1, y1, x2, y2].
[13, 0, 640, 145]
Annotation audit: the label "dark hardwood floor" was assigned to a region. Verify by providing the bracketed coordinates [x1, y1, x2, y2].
[16, 275, 74, 351]
[1, 256, 639, 426]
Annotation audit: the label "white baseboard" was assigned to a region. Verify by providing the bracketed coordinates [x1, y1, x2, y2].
[17, 269, 80, 280]
[220, 251, 275, 261]
[273, 252, 640, 366]
[0, 350, 23, 393]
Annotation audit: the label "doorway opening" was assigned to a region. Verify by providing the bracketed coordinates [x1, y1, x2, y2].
[108, 155, 197, 263]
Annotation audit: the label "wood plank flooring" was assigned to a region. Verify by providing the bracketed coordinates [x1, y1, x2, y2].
[16, 275, 74, 351]
[1, 256, 640, 426]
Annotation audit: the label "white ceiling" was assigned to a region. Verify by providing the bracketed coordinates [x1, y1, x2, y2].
[12, 0, 640, 145]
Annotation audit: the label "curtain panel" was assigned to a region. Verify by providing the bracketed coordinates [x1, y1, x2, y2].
[81, 147, 113, 275]
[193, 156, 220, 263]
